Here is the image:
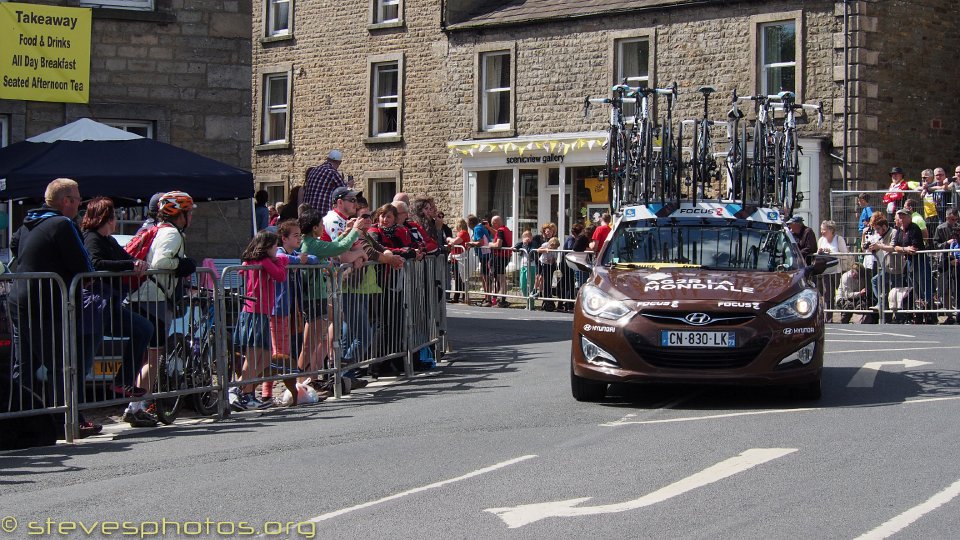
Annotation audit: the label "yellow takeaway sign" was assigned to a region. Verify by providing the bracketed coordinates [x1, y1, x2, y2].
[0, 2, 91, 103]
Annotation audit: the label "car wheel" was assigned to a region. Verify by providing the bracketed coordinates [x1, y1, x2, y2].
[571, 365, 607, 402]
[795, 378, 821, 401]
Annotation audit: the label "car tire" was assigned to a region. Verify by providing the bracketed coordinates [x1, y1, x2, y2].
[571, 365, 607, 402]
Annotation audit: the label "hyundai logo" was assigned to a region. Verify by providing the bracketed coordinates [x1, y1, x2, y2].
[684, 312, 712, 326]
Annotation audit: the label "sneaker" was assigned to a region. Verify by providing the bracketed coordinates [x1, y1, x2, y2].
[942, 316, 956, 325]
[480, 301, 492, 307]
[111, 384, 147, 398]
[78, 420, 103, 438]
[349, 377, 369, 389]
[122, 409, 158, 428]
[243, 393, 273, 410]
[498, 300, 510, 308]
[228, 388, 245, 412]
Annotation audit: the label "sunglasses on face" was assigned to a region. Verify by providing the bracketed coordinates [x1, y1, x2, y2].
[360, 214, 371, 219]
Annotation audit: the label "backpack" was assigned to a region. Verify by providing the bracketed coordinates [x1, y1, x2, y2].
[122, 223, 172, 290]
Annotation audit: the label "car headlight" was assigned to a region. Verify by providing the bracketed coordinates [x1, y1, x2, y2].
[767, 288, 819, 322]
[580, 284, 632, 320]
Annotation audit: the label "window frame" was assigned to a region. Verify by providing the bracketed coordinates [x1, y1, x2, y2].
[102, 119, 155, 139]
[79, 0, 154, 11]
[369, 0, 403, 29]
[750, 11, 803, 101]
[365, 53, 404, 143]
[363, 170, 401, 209]
[474, 43, 516, 136]
[610, 29, 656, 122]
[256, 64, 293, 151]
[0, 115, 9, 148]
[263, 0, 294, 41]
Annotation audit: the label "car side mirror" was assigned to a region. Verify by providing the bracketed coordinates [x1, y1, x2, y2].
[806, 255, 839, 276]
[565, 252, 593, 273]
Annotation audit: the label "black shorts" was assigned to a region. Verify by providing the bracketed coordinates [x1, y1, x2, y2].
[478, 254, 492, 276]
[491, 255, 510, 275]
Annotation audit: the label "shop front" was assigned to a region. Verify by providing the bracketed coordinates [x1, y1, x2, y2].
[449, 132, 609, 239]
[449, 132, 825, 237]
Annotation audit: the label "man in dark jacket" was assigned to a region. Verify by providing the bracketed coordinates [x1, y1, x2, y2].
[6, 178, 98, 443]
[786, 215, 817, 264]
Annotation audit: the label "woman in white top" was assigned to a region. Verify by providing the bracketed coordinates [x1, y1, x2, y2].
[817, 219, 849, 322]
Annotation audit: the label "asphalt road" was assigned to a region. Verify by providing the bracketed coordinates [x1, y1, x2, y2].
[2, 308, 959, 540]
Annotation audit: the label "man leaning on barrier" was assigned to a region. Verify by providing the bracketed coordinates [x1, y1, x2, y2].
[6, 178, 101, 441]
[932, 208, 960, 324]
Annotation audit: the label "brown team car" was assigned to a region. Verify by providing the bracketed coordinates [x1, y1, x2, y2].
[566, 203, 835, 402]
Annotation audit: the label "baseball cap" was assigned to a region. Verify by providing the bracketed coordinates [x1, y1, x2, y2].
[889, 166, 905, 175]
[785, 215, 804, 224]
[328, 149, 343, 161]
[896, 208, 911, 216]
[331, 186, 361, 202]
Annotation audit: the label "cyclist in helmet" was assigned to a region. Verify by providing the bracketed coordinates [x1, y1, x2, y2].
[123, 190, 198, 426]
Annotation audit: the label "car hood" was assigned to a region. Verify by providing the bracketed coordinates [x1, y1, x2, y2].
[599, 266, 803, 304]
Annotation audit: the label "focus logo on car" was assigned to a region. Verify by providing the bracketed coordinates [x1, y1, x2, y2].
[684, 312, 713, 326]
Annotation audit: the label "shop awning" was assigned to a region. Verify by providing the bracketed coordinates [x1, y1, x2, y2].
[447, 131, 608, 158]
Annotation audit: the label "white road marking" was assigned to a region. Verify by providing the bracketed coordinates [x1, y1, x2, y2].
[847, 359, 933, 388]
[603, 407, 820, 426]
[853, 477, 960, 540]
[603, 396, 960, 428]
[603, 395, 695, 426]
[485, 448, 797, 528]
[828, 340, 939, 344]
[304, 454, 537, 523]
[827, 328, 916, 338]
[827, 345, 960, 355]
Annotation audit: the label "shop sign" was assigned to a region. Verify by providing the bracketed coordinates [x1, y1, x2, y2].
[0, 2, 91, 103]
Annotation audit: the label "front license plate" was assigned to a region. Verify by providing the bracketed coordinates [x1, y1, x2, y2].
[661, 330, 736, 347]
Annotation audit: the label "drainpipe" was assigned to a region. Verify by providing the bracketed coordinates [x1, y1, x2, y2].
[842, 0, 849, 191]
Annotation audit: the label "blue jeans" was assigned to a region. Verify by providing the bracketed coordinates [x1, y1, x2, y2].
[871, 271, 904, 309]
[341, 293, 372, 368]
[906, 255, 934, 306]
[82, 305, 154, 387]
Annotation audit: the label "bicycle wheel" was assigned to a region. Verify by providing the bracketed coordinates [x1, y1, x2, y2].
[191, 344, 220, 416]
[154, 334, 187, 425]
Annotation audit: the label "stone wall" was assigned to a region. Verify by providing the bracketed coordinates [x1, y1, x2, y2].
[252, 0, 960, 218]
[0, 0, 253, 259]
[849, 0, 960, 188]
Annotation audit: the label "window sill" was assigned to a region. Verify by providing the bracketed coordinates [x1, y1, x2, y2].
[91, 8, 176, 23]
[364, 135, 403, 144]
[255, 142, 291, 152]
[472, 129, 516, 139]
[367, 21, 404, 31]
[260, 34, 294, 45]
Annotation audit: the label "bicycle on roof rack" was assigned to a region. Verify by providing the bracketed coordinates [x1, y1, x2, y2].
[584, 81, 634, 211]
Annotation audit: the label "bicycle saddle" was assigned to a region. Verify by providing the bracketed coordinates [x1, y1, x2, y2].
[777, 91, 796, 101]
[698, 86, 716, 95]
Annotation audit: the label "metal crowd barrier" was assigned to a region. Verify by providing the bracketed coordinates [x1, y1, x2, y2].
[452, 246, 590, 311]
[2, 256, 453, 446]
[816, 248, 959, 324]
[0, 272, 73, 441]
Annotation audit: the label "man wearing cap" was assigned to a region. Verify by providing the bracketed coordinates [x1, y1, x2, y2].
[883, 166, 909, 214]
[786, 215, 817, 263]
[303, 149, 351, 215]
[322, 186, 362, 241]
[893, 207, 934, 321]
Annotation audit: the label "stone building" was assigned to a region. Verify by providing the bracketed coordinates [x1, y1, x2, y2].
[1, 0, 253, 258]
[251, 0, 960, 237]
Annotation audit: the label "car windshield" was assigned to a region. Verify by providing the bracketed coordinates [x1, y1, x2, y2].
[602, 220, 798, 271]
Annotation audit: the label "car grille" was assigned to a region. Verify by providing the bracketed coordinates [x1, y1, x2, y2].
[624, 330, 769, 370]
[640, 311, 756, 327]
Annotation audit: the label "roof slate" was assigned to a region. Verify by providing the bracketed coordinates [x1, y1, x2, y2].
[447, 0, 711, 29]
